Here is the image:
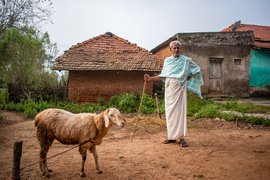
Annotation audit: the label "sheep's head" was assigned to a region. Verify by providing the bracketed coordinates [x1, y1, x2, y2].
[103, 108, 126, 128]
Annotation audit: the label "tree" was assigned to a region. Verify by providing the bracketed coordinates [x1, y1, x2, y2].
[0, 0, 52, 35]
[0, 28, 59, 101]
[0, 0, 67, 102]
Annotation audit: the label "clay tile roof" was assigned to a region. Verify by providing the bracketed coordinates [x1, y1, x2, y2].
[222, 23, 270, 49]
[52, 32, 162, 72]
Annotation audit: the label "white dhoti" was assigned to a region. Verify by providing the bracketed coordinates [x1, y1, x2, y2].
[165, 78, 187, 140]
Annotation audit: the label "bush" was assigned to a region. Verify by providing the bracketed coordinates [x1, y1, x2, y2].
[220, 113, 238, 121]
[97, 97, 105, 106]
[194, 104, 219, 118]
[1, 92, 269, 128]
[187, 94, 212, 116]
[0, 89, 8, 105]
[23, 100, 37, 117]
[263, 119, 270, 126]
[140, 93, 157, 114]
[244, 116, 264, 125]
[223, 100, 253, 113]
[109, 93, 139, 113]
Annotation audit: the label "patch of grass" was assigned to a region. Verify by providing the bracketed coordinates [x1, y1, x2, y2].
[243, 115, 266, 125]
[109, 93, 139, 113]
[194, 104, 220, 118]
[220, 112, 238, 121]
[222, 100, 270, 114]
[1, 92, 269, 127]
[187, 94, 212, 116]
[140, 93, 157, 114]
[0, 89, 8, 105]
[262, 119, 270, 126]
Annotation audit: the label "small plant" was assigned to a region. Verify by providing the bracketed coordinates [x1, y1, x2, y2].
[1, 92, 269, 127]
[220, 112, 238, 121]
[97, 97, 105, 106]
[0, 89, 8, 105]
[140, 93, 156, 114]
[243, 115, 264, 125]
[109, 93, 139, 113]
[263, 119, 270, 126]
[23, 100, 37, 117]
[194, 104, 220, 118]
[187, 94, 211, 116]
[187, 94, 212, 116]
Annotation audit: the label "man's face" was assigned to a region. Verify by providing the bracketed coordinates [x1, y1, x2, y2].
[170, 44, 180, 57]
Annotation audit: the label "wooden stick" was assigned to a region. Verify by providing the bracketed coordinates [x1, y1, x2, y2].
[131, 80, 146, 142]
[12, 141, 23, 180]
[154, 93, 161, 119]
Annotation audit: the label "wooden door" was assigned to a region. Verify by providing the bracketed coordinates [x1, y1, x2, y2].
[209, 58, 223, 93]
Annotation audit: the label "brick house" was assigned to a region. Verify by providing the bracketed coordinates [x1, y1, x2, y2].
[52, 32, 162, 103]
[151, 31, 254, 97]
[222, 22, 270, 96]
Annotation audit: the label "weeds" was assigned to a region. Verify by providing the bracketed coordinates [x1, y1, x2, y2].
[0, 92, 269, 126]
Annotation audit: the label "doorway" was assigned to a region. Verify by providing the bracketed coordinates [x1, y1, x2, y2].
[209, 57, 223, 93]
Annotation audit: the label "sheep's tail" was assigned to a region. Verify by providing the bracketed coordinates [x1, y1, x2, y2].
[34, 112, 42, 127]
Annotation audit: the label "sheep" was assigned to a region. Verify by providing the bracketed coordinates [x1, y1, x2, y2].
[34, 107, 126, 177]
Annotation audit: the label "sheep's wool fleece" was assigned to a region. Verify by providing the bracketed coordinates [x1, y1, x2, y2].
[165, 78, 187, 140]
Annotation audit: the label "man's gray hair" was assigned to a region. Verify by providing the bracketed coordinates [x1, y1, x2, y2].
[169, 40, 182, 47]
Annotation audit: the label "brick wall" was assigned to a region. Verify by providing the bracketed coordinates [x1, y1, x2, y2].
[154, 46, 170, 62]
[68, 70, 155, 103]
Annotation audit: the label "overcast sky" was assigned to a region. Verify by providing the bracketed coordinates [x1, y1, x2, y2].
[42, 0, 270, 55]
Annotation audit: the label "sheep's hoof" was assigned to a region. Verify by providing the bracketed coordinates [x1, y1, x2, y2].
[41, 169, 53, 177]
[42, 173, 51, 178]
[80, 172, 86, 177]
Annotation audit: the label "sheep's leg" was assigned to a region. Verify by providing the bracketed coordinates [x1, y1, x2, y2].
[91, 145, 102, 173]
[79, 145, 87, 177]
[37, 130, 54, 177]
[39, 148, 51, 176]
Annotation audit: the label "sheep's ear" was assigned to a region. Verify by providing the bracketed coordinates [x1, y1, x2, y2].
[104, 109, 110, 128]
[104, 116, 110, 127]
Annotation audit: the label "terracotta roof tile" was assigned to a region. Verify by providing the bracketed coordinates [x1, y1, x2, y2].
[52, 32, 162, 71]
[222, 23, 270, 49]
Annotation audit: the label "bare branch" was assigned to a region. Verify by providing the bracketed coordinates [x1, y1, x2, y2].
[0, 0, 52, 35]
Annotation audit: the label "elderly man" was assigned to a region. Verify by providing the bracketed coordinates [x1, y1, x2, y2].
[144, 40, 203, 147]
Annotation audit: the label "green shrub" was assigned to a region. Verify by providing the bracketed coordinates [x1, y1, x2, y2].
[35, 100, 51, 112]
[97, 97, 105, 106]
[0, 89, 8, 105]
[220, 112, 238, 121]
[24, 105, 37, 117]
[187, 94, 212, 116]
[243, 116, 264, 125]
[263, 119, 270, 126]
[23, 100, 37, 117]
[5, 102, 17, 111]
[63, 102, 82, 113]
[109, 93, 139, 113]
[222, 100, 269, 114]
[1, 91, 269, 127]
[159, 100, 165, 114]
[194, 104, 219, 118]
[14, 102, 25, 112]
[222, 100, 238, 110]
[81, 102, 106, 113]
[140, 93, 157, 114]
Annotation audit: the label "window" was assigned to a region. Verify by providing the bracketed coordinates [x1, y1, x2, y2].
[234, 59, 241, 65]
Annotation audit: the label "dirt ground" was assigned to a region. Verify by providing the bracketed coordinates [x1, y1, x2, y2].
[0, 110, 270, 180]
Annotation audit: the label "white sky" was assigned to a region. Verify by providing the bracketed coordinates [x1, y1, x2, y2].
[42, 0, 270, 55]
